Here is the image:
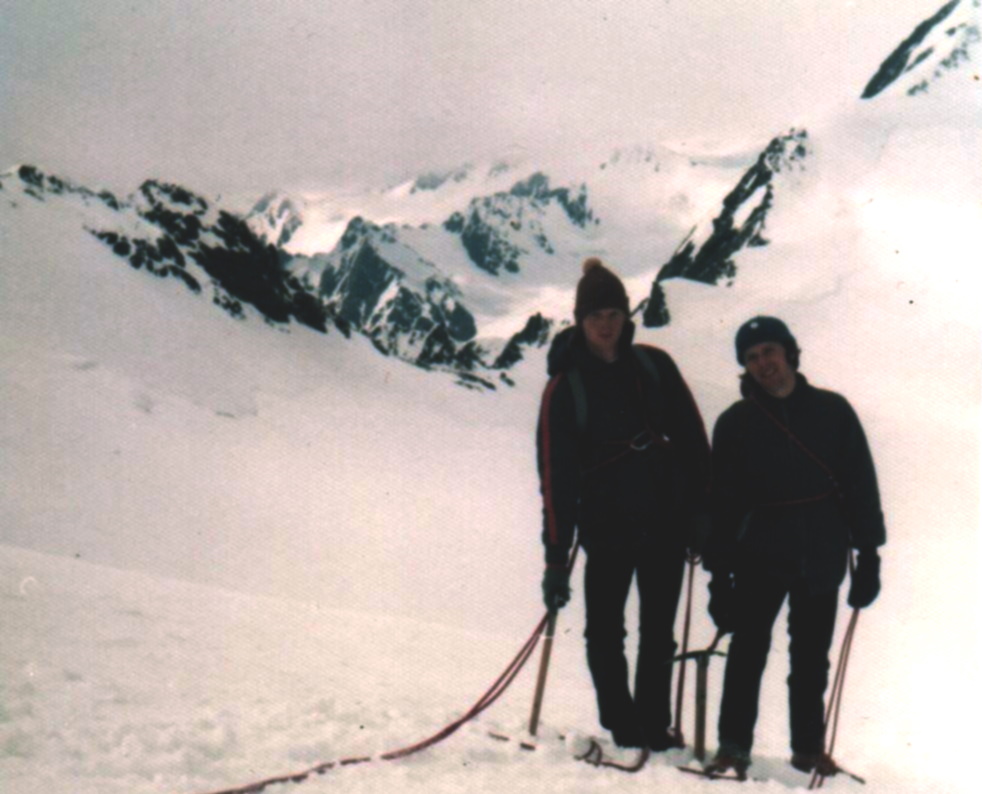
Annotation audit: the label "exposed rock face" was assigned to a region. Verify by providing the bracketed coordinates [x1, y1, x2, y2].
[15, 164, 121, 210]
[642, 130, 808, 327]
[319, 216, 480, 369]
[862, 0, 978, 99]
[8, 169, 335, 333]
[491, 313, 553, 370]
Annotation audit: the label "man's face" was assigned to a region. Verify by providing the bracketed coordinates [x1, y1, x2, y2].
[582, 308, 626, 361]
[744, 341, 796, 397]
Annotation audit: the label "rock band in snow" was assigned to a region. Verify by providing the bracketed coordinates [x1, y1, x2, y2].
[536, 258, 885, 778]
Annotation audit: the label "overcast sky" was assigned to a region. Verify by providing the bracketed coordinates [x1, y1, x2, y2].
[0, 0, 943, 198]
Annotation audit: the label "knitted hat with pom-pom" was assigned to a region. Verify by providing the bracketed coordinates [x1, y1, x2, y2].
[574, 257, 629, 322]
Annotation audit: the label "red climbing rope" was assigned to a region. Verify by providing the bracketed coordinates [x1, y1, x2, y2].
[196, 612, 550, 794]
[809, 606, 861, 790]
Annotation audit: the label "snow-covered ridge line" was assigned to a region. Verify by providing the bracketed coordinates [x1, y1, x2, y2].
[2, 162, 557, 389]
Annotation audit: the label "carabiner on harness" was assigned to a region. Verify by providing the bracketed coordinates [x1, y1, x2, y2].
[630, 430, 670, 451]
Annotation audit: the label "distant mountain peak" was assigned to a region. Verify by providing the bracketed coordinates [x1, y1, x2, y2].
[441, 172, 597, 276]
[245, 190, 304, 247]
[862, 0, 980, 99]
[409, 164, 474, 193]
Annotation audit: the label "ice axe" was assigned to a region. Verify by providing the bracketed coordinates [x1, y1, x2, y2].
[671, 551, 701, 746]
[671, 631, 726, 762]
[528, 546, 579, 738]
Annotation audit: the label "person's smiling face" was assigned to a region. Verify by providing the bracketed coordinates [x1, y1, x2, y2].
[744, 341, 796, 398]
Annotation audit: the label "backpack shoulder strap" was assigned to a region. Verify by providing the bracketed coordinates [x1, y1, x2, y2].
[632, 344, 662, 387]
[565, 368, 588, 434]
[567, 347, 661, 436]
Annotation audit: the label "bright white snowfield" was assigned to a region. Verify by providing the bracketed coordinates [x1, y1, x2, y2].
[2, 47, 981, 794]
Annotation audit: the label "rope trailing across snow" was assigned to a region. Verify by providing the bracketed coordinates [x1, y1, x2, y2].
[195, 612, 551, 794]
[196, 546, 585, 794]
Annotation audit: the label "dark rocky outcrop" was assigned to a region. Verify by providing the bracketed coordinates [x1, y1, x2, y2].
[862, 0, 962, 99]
[642, 130, 808, 328]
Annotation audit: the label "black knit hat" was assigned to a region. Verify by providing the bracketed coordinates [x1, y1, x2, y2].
[574, 258, 629, 322]
[735, 316, 800, 366]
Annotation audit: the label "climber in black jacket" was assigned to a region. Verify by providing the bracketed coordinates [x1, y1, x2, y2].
[536, 258, 710, 751]
[703, 316, 886, 778]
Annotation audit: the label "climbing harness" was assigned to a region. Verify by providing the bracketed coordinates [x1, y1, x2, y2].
[566, 345, 673, 476]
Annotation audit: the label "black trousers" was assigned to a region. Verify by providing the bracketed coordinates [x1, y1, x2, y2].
[717, 571, 839, 755]
[583, 543, 686, 740]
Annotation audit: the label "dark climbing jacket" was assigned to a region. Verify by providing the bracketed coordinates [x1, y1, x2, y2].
[536, 323, 711, 566]
[704, 373, 886, 593]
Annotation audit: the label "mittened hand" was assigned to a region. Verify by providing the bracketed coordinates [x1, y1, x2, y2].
[708, 573, 737, 634]
[542, 566, 571, 611]
[848, 549, 881, 609]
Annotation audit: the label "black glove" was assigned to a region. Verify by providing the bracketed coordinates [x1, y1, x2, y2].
[708, 572, 737, 634]
[848, 548, 881, 609]
[542, 566, 571, 611]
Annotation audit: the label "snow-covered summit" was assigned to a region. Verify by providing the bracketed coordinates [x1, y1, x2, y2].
[245, 190, 305, 248]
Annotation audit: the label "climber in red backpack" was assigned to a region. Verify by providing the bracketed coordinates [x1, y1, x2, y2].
[536, 257, 711, 752]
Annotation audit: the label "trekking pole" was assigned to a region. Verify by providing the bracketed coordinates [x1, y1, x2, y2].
[672, 552, 700, 747]
[527, 608, 558, 737]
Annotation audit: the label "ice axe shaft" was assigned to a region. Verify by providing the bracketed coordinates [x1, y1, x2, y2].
[672, 636, 726, 762]
[527, 609, 558, 737]
[672, 553, 699, 745]
[695, 653, 710, 761]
